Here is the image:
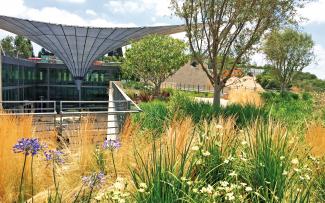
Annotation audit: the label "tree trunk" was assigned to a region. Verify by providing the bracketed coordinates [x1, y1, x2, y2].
[213, 84, 221, 107]
[280, 82, 286, 95]
[154, 83, 161, 96]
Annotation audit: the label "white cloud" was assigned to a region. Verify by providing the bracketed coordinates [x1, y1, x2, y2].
[0, 0, 137, 54]
[85, 9, 97, 16]
[105, 0, 171, 17]
[54, 0, 86, 3]
[299, 0, 325, 24]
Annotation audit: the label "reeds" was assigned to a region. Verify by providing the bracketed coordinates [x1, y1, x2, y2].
[305, 123, 325, 157]
[228, 89, 263, 107]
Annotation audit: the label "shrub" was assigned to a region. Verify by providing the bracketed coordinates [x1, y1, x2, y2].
[261, 91, 314, 131]
[132, 101, 169, 136]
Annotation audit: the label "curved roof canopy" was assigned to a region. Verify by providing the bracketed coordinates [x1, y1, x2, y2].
[0, 15, 185, 79]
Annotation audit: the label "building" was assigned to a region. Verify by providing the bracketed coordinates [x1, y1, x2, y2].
[1, 55, 120, 101]
[0, 15, 185, 101]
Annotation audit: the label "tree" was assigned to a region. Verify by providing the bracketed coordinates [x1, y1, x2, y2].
[122, 34, 188, 94]
[171, 0, 305, 106]
[1, 36, 15, 56]
[0, 35, 34, 58]
[14, 36, 34, 58]
[263, 29, 314, 93]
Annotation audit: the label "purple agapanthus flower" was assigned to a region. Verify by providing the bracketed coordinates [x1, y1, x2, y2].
[13, 138, 43, 156]
[82, 172, 105, 188]
[103, 139, 121, 150]
[44, 150, 64, 164]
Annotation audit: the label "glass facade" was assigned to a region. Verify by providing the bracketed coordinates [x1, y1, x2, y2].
[1, 56, 121, 101]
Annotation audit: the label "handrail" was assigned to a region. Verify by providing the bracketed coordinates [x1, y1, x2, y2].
[111, 81, 142, 112]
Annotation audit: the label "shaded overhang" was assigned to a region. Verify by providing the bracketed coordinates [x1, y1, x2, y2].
[0, 15, 186, 79]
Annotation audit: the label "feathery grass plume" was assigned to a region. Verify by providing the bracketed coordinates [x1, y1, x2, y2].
[305, 122, 325, 157]
[228, 89, 263, 107]
[0, 113, 33, 202]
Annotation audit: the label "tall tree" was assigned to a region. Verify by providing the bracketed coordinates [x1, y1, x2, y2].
[122, 34, 188, 94]
[263, 29, 314, 93]
[171, 0, 306, 106]
[14, 36, 34, 58]
[0, 36, 15, 56]
[0, 35, 33, 58]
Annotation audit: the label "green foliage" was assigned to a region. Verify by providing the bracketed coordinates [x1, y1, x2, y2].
[257, 66, 325, 92]
[261, 92, 314, 131]
[1, 35, 34, 58]
[168, 92, 267, 128]
[122, 34, 188, 94]
[263, 29, 315, 92]
[132, 101, 169, 136]
[130, 135, 195, 203]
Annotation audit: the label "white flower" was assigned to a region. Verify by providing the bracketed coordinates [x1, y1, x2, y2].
[291, 158, 299, 165]
[202, 150, 211, 157]
[206, 185, 214, 194]
[225, 192, 235, 200]
[216, 124, 223, 129]
[181, 177, 187, 181]
[294, 168, 300, 173]
[305, 174, 311, 180]
[229, 171, 238, 177]
[280, 156, 285, 160]
[114, 182, 125, 190]
[192, 188, 198, 193]
[220, 181, 229, 187]
[241, 140, 248, 146]
[224, 159, 230, 164]
[245, 187, 253, 192]
[119, 199, 126, 203]
[187, 181, 193, 185]
[282, 170, 288, 176]
[240, 182, 247, 187]
[195, 159, 203, 165]
[138, 188, 146, 193]
[139, 182, 147, 189]
[191, 146, 200, 151]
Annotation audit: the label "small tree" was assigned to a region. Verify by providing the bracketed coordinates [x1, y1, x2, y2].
[263, 29, 314, 93]
[122, 34, 188, 94]
[171, 0, 306, 106]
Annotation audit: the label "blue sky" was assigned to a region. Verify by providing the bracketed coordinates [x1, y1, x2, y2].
[0, 0, 324, 79]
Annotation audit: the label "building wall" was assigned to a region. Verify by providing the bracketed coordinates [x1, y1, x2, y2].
[1, 55, 121, 101]
[164, 62, 213, 88]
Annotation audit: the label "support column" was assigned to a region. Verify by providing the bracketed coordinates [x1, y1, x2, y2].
[74, 79, 82, 101]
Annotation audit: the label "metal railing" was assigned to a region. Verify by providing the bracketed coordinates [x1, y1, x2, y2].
[0, 101, 57, 115]
[0, 82, 141, 141]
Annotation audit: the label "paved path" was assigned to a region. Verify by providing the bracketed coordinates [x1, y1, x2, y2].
[194, 97, 229, 107]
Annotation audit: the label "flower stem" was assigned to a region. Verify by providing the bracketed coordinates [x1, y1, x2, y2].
[18, 154, 27, 202]
[111, 150, 117, 178]
[52, 159, 59, 202]
[31, 156, 34, 203]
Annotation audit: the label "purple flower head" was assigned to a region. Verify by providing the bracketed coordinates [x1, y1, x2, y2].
[82, 172, 105, 188]
[103, 139, 121, 150]
[13, 138, 44, 156]
[44, 150, 64, 164]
